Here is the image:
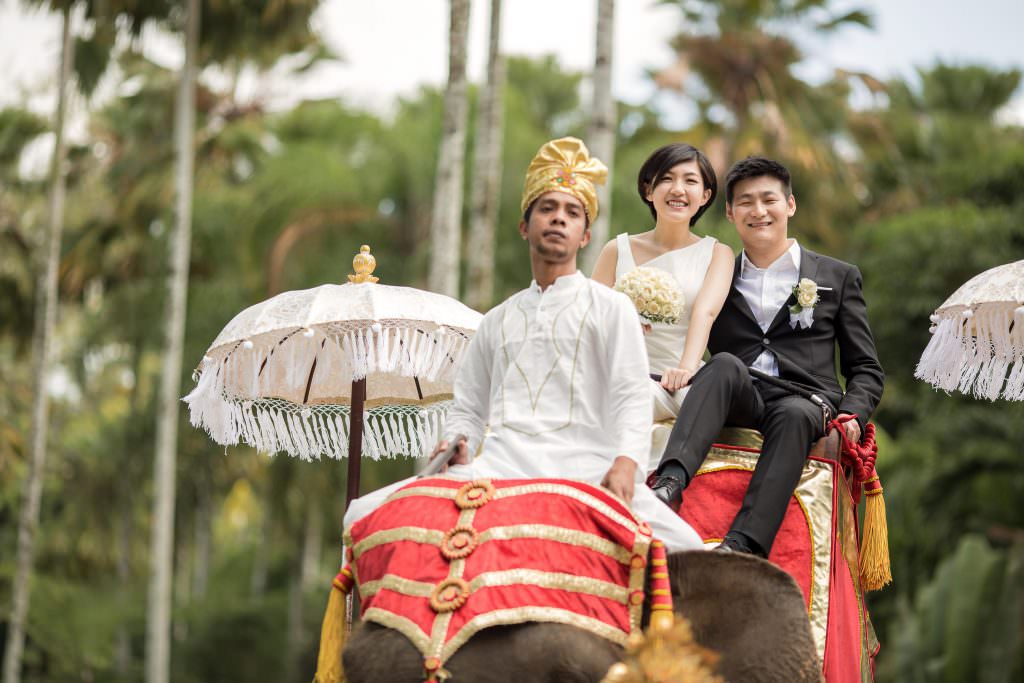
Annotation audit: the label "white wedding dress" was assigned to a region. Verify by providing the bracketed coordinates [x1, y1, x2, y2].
[614, 232, 718, 469]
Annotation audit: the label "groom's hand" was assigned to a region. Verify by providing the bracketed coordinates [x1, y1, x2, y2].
[601, 456, 637, 505]
[831, 414, 862, 444]
[429, 437, 470, 470]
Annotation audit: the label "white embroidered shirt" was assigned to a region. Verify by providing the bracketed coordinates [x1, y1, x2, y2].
[444, 271, 652, 474]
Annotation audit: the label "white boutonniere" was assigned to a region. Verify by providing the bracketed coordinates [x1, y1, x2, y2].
[789, 278, 832, 329]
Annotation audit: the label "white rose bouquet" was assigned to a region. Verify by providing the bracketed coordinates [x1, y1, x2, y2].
[614, 266, 685, 325]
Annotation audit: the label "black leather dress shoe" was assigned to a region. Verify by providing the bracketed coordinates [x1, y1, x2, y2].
[717, 533, 765, 557]
[650, 475, 684, 513]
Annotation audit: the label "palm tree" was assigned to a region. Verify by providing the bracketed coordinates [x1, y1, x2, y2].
[583, 0, 616, 274]
[654, 0, 873, 249]
[1, 10, 74, 683]
[145, 1, 198, 681]
[427, 0, 471, 298]
[465, 0, 505, 310]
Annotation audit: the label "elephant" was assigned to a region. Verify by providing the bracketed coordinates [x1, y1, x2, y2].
[341, 550, 822, 683]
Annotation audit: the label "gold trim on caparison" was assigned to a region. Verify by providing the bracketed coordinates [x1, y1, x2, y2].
[468, 569, 629, 603]
[478, 524, 632, 564]
[439, 606, 628, 661]
[350, 527, 445, 560]
[495, 483, 638, 533]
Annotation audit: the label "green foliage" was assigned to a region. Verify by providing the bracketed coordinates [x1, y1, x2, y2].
[0, 108, 48, 173]
[657, 0, 873, 250]
[73, 24, 115, 98]
[878, 536, 1024, 683]
[846, 63, 1024, 682]
[0, 107, 46, 348]
[2, 6, 1023, 679]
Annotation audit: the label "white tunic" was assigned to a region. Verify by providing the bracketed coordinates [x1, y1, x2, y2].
[344, 271, 704, 552]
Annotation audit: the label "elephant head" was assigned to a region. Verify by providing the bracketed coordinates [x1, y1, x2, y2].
[341, 550, 821, 683]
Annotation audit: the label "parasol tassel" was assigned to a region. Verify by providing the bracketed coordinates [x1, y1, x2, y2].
[313, 566, 355, 683]
[859, 475, 892, 591]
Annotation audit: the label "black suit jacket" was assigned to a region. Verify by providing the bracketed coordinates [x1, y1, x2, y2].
[707, 248, 884, 430]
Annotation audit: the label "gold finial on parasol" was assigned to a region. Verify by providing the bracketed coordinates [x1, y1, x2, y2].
[348, 244, 379, 283]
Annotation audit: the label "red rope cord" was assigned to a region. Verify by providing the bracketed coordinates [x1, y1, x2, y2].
[828, 414, 880, 503]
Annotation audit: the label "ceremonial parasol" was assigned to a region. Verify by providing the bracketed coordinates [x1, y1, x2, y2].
[184, 245, 482, 506]
[916, 259, 1024, 401]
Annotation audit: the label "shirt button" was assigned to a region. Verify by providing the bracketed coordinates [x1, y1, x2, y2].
[762, 337, 771, 345]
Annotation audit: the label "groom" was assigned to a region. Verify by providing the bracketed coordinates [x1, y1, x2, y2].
[650, 156, 884, 557]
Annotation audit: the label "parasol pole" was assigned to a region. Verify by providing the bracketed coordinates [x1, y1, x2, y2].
[343, 245, 379, 513]
[345, 378, 366, 512]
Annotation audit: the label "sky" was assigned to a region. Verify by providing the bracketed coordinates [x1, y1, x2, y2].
[1, 0, 1023, 121]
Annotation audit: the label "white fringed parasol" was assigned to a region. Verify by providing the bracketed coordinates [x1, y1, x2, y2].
[184, 245, 482, 505]
[916, 259, 1024, 401]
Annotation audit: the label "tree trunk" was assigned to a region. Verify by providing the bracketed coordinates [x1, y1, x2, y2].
[464, 0, 505, 312]
[426, 0, 471, 298]
[1, 11, 73, 683]
[145, 0, 199, 681]
[582, 0, 616, 274]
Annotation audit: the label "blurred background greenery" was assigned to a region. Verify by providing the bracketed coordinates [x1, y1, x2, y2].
[1, 1, 1022, 681]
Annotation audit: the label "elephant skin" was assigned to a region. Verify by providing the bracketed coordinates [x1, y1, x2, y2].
[669, 550, 822, 683]
[341, 550, 822, 682]
[343, 622, 620, 683]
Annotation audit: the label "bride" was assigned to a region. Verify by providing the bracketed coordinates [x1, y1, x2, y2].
[592, 143, 734, 464]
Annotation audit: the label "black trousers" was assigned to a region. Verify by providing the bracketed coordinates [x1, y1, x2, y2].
[658, 353, 828, 555]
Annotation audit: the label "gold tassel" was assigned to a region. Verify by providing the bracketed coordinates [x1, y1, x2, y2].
[859, 479, 892, 591]
[313, 569, 354, 683]
[647, 539, 675, 633]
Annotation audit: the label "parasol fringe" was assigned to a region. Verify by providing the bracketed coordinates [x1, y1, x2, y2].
[253, 407, 272, 453]
[916, 304, 1023, 401]
[290, 411, 310, 460]
[363, 328, 376, 375]
[387, 414, 402, 454]
[388, 327, 404, 372]
[185, 323, 467, 460]
[407, 326, 424, 377]
[327, 414, 343, 454]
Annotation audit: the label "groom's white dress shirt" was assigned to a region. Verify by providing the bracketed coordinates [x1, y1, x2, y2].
[736, 239, 802, 377]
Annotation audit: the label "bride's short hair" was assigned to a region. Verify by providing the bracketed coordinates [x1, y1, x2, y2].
[637, 143, 718, 225]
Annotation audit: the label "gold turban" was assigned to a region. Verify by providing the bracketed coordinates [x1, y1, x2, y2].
[521, 137, 608, 222]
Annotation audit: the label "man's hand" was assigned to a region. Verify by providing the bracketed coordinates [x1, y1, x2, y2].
[601, 456, 637, 506]
[429, 437, 470, 471]
[831, 415, 862, 445]
[660, 365, 697, 392]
